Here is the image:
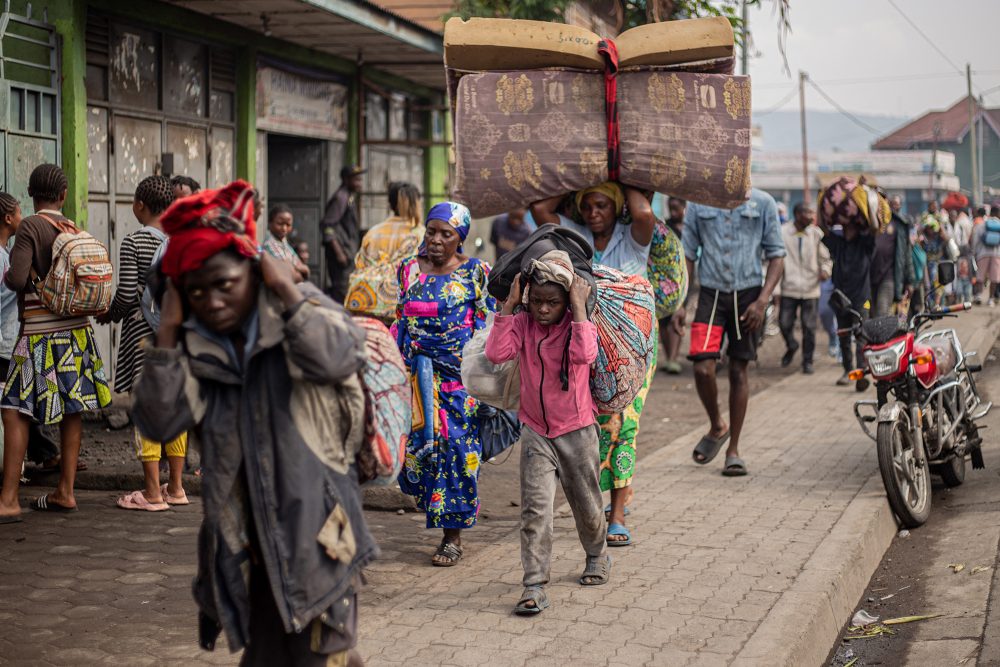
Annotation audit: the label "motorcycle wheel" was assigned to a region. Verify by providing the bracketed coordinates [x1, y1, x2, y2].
[933, 453, 966, 488]
[877, 417, 932, 528]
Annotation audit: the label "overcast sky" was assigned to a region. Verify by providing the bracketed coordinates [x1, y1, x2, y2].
[747, 0, 1000, 119]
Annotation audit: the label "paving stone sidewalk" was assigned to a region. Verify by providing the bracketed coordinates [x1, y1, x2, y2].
[1, 309, 995, 666]
[356, 309, 1000, 666]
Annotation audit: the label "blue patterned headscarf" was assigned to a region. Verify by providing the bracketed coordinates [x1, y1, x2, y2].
[419, 201, 472, 255]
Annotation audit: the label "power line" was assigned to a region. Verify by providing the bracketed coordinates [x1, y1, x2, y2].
[756, 86, 798, 115]
[806, 79, 885, 135]
[886, 0, 964, 75]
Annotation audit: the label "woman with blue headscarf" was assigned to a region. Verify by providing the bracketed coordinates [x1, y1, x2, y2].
[393, 202, 496, 566]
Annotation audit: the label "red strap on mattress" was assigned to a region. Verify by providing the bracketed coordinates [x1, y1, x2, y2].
[597, 38, 620, 181]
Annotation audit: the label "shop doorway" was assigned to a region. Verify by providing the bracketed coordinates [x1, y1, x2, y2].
[267, 134, 328, 285]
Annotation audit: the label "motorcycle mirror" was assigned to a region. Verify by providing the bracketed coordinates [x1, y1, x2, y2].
[937, 260, 956, 286]
[829, 289, 852, 314]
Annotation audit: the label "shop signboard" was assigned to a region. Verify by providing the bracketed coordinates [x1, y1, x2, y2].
[256, 66, 348, 141]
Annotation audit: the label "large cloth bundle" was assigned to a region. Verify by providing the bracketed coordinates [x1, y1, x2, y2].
[354, 317, 410, 486]
[591, 265, 657, 413]
[818, 176, 891, 232]
[452, 69, 751, 217]
[647, 220, 688, 319]
[346, 263, 398, 322]
[446, 16, 750, 218]
[461, 312, 521, 411]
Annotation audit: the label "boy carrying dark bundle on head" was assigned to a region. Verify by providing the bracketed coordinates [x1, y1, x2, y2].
[485, 250, 610, 615]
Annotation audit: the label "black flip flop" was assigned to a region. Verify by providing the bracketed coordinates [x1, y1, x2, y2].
[32, 494, 77, 513]
[0, 514, 22, 524]
[692, 431, 730, 465]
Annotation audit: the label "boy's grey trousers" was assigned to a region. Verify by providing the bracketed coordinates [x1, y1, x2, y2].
[520, 424, 607, 587]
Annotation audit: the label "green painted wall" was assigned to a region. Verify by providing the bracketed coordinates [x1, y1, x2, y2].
[9, 0, 449, 224]
[8, 0, 88, 224]
[235, 47, 257, 183]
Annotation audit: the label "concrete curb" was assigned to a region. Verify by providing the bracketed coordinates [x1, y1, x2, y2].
[733, 309, 1000, 667]
[732, 474, 897, 666]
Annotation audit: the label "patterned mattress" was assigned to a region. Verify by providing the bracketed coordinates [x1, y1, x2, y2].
[452, 68, 752, 217]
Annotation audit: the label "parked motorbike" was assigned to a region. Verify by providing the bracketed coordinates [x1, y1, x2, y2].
[833, 261, 990, 527]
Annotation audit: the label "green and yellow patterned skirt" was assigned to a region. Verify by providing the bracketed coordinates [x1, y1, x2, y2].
[598, 342, 657, 491]
[1, 326, 112, 424]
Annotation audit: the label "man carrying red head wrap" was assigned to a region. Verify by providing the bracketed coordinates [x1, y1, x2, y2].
[159, 179, 260, 281]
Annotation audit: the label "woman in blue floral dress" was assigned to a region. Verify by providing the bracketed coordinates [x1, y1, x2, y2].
[393, 202, 495, 566]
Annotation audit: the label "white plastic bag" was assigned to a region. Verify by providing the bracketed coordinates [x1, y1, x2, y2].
[461, 312, 520, 411]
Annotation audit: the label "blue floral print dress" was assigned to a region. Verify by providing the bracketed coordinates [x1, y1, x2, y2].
[393, 255, 495, 528]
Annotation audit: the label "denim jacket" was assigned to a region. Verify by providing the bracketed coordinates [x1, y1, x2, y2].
[682, 188, 786, 292]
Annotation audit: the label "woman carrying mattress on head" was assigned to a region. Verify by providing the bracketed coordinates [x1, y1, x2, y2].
[532, 182, 655, 547]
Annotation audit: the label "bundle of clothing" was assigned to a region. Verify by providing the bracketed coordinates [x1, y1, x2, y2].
[818, 175, 891, 232]
[463, 243, 655, 414]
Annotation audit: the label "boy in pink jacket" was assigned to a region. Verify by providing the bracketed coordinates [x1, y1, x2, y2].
[486, 250, 610, 616]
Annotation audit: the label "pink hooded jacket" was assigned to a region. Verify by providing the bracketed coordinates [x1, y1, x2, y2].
[485, 311, 598, 438]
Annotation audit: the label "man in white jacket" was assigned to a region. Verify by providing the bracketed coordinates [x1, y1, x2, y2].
[779, 204, 832, 374]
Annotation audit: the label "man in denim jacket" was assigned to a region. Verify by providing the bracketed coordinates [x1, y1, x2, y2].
[680, 188, 785, 477]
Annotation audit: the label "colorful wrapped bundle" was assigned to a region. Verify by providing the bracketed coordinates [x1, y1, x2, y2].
[818, 176, 891, 232]
[346, 263, 399, 323]
[590, 265, 657, 413]
[647, 220, 688, 319]
[354, 317, 410, 486]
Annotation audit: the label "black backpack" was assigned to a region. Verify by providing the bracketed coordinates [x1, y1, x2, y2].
[487, 224, 597, 316]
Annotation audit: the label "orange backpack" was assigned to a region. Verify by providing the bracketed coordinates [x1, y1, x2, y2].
[32, 214, 114, 316]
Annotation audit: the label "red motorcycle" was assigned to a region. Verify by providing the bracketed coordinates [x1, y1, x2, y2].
[834, 278, 990, 527]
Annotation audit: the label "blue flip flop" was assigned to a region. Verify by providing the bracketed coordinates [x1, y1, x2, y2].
[606, 522, 632, 547]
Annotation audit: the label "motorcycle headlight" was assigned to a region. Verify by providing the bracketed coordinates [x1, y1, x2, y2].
[865, 339, 908, 378]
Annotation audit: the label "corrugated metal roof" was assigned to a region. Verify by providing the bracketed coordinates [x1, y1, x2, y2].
[373, 0, 452, 32]
[873, 96, 1000, 150]
[165, 0, 445, 89]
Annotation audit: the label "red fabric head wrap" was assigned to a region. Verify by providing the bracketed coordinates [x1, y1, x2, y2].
[160, 179, 260, 280]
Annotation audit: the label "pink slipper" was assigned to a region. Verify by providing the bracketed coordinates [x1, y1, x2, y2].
[116, 490, 169, 512]
[160, 484, 190, 506]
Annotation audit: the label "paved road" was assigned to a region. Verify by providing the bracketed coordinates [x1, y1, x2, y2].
[829, 338, 1000, 667]
[1, 311, 994, 666]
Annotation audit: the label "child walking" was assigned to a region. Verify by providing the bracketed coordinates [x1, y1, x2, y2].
[485, 250, 611, 615]
[97, 175, 187, 511]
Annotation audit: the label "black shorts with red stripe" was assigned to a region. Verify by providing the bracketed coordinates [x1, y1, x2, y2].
[688, 286, 762, 362]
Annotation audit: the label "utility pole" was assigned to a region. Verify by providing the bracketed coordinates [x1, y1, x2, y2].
[979, 94, 986, 206]
[799, 71, 809, 205]
[967, 63, 979, 206]
[741, 0, 749, 76]
[929, 121, 942, 204]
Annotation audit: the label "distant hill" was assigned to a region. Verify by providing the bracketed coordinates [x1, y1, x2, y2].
[753, 110, 910, 153]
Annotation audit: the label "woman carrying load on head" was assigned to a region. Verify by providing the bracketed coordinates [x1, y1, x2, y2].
[532, 182, 656, 548]
[392, 201, 496, 567]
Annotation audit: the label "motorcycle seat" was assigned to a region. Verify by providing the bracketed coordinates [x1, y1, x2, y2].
[924, 338, 957, 376]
